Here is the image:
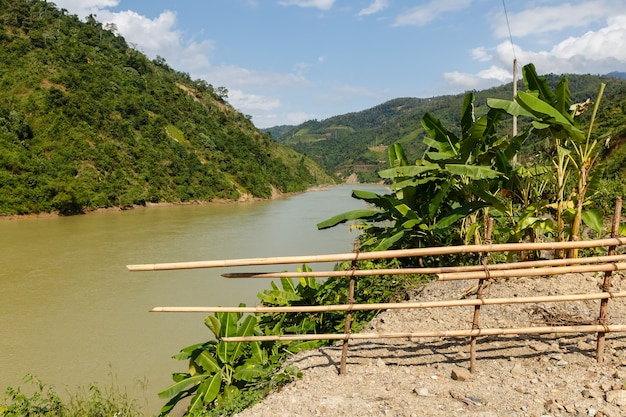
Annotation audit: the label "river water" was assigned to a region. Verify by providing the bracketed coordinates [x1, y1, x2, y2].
[0, 183, 386, 414]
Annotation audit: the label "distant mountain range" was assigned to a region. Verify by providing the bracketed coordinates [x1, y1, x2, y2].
[265, 72, 626, 182]
[606, 71, 626, 79]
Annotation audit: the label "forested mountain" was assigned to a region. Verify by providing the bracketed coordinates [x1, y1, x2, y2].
[0, 0, 334, 215]
[269, 74, 626, 182]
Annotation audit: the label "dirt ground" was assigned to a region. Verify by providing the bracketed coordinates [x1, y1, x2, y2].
[236, 271, 626, 417]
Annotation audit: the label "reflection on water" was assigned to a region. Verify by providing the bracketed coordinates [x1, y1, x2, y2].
[0, 183, 387, 413]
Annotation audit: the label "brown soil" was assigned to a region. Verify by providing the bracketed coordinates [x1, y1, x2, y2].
[236, 272, 626, 417]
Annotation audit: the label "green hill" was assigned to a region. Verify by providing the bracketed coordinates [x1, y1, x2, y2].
[269, 74, 626, 183]
[0, 0, 334, 215]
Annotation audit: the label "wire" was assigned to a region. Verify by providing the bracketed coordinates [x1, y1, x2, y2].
[502, 0, 517, 62]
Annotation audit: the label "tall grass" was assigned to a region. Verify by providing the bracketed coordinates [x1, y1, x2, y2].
[0, 375, 146, 417]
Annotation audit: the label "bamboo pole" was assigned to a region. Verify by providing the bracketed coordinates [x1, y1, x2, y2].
[221, 254, 626, 279]
[340, 241, 358, 375]
[438, 262, 626, 281]
[126, 238, 626, 271]
[150, 290, 626, 314]
[222, 324, 626, 343]
[597, 197, 623, 362]
[471, 217, 492, 373]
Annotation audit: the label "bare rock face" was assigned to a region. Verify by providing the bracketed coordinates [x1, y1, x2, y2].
[236, 273, 626, 417]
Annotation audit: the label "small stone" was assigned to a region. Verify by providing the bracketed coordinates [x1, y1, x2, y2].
[581, 388, 603, 398]
[544, 398, 565, 410]
[451, 367, 471, 381]
[605, 389, 626, 406]
[511, 363, 525, 376]
[414, 387, 429, 397]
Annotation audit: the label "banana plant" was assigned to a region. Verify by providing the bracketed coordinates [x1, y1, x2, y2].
[489, 63, 606, 256]
[319, 92, 523, 256]
[157, 311, 269, 416]
[257, 265, 328, 353]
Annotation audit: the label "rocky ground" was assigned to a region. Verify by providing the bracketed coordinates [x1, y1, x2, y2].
[236, 271, 626, 417]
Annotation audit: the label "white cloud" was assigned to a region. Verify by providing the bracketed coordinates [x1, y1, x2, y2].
[278, 0, 335, 10]
[228, 90, 281, 111]
[358, 0, 389, 17]
[107, 10, 180, 53]
[53, 0, 118, 18]
[498, 13, 626, 74]
[471, 47, 492, 62]
[492, 1, 623, 38]
[393, 0, 472, 27]
[204, 65, 311, 90]
[443, 65, 512, 90]
[448, 11, 626, 92]
[286, 112, 317, 124]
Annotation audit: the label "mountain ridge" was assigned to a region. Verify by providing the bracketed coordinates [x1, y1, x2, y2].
[265, 72, 626, 182]
[0, 0, 335, 215]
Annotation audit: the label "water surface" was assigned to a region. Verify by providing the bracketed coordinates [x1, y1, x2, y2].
[0, 183, 387, 413]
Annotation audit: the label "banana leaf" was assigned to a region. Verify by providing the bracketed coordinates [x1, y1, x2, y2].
[158, 374, 206, 399]
[444, 164, 502, 180]
[317, 209, 382, 230]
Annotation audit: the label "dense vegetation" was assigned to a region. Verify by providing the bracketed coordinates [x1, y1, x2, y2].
[320, 64, 626, 263]
[0, 0, 334, 215]
[268, 73, 626, 185]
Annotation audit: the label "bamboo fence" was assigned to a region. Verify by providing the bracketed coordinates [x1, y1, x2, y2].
[129, 199, 626, 373]
[126, 237, 626, 272]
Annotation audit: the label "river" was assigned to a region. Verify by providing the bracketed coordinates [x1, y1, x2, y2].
[0, 183, 387, 414]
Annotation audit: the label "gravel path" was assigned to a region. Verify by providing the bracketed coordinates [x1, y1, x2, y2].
[236, 272, 626, 417]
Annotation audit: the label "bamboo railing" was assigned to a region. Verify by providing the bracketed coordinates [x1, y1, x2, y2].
[128, 199, 625, 373]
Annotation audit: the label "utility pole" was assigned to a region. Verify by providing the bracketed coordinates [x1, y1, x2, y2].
[512, 58, 518, 137]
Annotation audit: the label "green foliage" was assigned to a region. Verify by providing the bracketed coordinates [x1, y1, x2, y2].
[157, 312, 270, 416]
[0, 1, 334, 215]
[493, 64, 611, 256]
[160, 263, 425, 416]
[0, 375, 143, 417]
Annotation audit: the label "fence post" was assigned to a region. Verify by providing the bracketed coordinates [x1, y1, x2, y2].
[340, 240, 359, 375]
[596, 197, 623, 362]
[470, 217, 493, 373]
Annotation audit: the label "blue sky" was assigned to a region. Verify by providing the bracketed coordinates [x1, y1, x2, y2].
[54, 1, 626, 128]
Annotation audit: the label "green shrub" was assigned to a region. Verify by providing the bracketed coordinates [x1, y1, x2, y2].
[0, 374, 143, 417]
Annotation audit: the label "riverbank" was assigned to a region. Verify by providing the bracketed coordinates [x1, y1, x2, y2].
[0, 183, 343, 221]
